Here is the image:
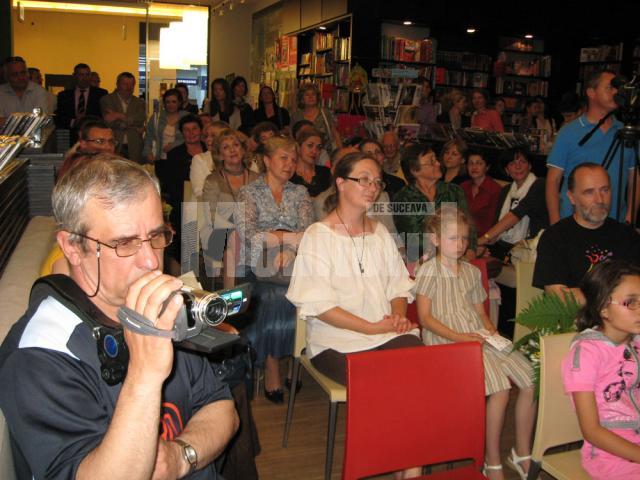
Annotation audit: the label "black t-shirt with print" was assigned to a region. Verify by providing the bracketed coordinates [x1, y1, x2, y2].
[533, 216, 640, 289]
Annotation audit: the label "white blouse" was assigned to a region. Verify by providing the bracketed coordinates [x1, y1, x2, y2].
[286, 221, 418, 358]
[190, 151, 215, 198]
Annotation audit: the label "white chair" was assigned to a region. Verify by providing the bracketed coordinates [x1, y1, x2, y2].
[282, 311, 346, 480]
[513, 261, 543, 343]
[528, 333, 589, 480]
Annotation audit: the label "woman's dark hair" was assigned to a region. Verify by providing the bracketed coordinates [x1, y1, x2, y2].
[324, 152, 380, 212]
[295, 127, 322, 145]
[358, 138, 383, 154]
[210, 78, 234, 116]
[230, 76, 248, 100]
[251, 121, 279, 143]
[471, 88, 490, 106]
[175, 83, 189, 101]
[400, 143, 435, 185]
[163, 88, 181, 104]
[258, 85, 279, 109]
[178, 114, 203, 133]
[291, 119, 315, 139]
[577, 260, 640, 331]
[465, 148, 487, 164]
[500, 147, 532, 172]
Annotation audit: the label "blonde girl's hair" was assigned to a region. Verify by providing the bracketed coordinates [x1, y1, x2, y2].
[425, 205, 472, 238]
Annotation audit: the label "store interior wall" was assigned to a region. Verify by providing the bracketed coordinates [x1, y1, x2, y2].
[11, 9, 140, 94]
[210, 0, 280, 84]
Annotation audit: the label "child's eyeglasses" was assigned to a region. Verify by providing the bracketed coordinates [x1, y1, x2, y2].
[610, 299, 640, 310]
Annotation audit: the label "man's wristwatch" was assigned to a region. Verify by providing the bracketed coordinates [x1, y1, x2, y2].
[173, 438, 198, 474]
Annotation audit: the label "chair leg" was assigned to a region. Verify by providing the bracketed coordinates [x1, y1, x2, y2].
[527, 460, 542, 480]
[282, 358, 301, 447]
[325, 401, 338, 480]
[253, 366, 263, 398]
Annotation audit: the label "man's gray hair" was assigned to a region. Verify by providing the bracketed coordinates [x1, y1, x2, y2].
[52, 154, 161, 244]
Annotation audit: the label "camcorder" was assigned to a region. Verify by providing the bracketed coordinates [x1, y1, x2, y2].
[612, 72, 640, 127]
[117, 283, 252, 353]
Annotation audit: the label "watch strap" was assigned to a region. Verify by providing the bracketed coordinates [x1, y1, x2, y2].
[173, 438, 198, 473]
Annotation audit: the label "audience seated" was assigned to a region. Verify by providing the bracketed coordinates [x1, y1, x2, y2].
[441, 138, 470, 184]
[100, 71, 146, 163]
[437, 88, 470, 129]
[0, 56, 52, 125]
[287, 152, 422, 385]
[290, 128, 332, 197]
[533, 163, 640, 304]
[380, 130, 405, 180]
[358, 138, 406, 200]
[253, 85, 290, 131]
[415, 206, 535, 480]
[230, 76, 255, 135]
[233, 136, 314, 404]
[143, 88, 187, 163]
[201, 128, 258, 280]
[478, 148, 549, 261]
[461, 149, 502, 238]
[190, 120, 229, 198]
[470, 89, 504, 132]
[290, 83, 342, 165]
[394, 143, 473, 262]
[208, 78, 245, 132]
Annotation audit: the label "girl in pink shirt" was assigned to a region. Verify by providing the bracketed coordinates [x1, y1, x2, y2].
[562, 260, 640, 479]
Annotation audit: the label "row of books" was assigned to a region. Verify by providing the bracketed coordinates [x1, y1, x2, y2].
[436, 51, 491, 72]
[380, 35, 436, 64]
[314, 32, 335, 51]
[495, 77, 549, 97]
[580, 44, 624, 63]
[435, 68, 489, 88]
[334, 37, 351, 61]
[298, 52, 334, 76]
[493, 55, 552, 78]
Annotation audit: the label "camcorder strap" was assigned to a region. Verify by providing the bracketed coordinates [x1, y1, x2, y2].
[30, 275, 129, 386]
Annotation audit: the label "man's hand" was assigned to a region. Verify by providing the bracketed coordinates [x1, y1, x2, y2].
[123, 270, 183, 385]
[103, 108, 127, 123]
[151, 439, 186, 480]
[273, 249, 296, 270]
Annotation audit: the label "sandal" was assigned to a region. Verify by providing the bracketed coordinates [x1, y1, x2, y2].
[506, 447, 531, 480]
[482, 463, 502, 478]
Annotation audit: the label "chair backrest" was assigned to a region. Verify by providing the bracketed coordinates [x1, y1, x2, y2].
[513, 261, 543, 343]
[532, 333, 583, 461]
[293, 310, 307, 358]
[342, 343, 485, 479]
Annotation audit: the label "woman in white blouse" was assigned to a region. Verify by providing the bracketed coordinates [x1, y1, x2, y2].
[287, 152, 423, 386]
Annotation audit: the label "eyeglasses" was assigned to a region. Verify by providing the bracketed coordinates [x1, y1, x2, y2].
[418, 160, 439, 167]
[72, 229, 173, 257]
[610, 298, 640, 310]
[345, 176, 386, 190]
[84, 138, 119, 147]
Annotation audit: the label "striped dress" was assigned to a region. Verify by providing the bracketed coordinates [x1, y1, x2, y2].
[414, 258, 533, 396]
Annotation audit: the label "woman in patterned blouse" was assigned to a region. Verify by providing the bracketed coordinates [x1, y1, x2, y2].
[234, 135, 315, 403]
[393, 143, 475, 262]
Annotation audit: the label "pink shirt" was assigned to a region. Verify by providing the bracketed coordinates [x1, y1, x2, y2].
[471, 109, 504, 132]
[562, 329, 640, 460]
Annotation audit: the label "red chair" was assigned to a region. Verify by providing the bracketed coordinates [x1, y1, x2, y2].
[342, 344, 486, 479]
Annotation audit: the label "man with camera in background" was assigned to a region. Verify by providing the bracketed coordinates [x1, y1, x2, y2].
[545, 69, 640, 225]
[0, 155, 238, 479]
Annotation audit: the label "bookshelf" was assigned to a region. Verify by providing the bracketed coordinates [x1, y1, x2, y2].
[493, 36, 552, 130]
[435, 51, 491, 96]
[577, 42, 624, 92]
[296, 18, 352, 113]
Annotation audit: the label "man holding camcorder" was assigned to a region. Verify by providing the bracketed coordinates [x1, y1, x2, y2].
[0, 154, 238, 479]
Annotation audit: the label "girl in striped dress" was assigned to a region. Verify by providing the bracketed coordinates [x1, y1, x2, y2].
[414, 206, 536, 480]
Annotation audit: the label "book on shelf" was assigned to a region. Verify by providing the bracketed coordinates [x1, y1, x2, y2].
[435, 68, 488, 88]
[365, 83, 393, 107]
[300, 52, 312, 66]
[334, 64, 350, 87]
[380, 35, 436, 64]
[436, 51, 491, 71]
[495, 78, 548, 97]
[314, 32, 335, 51]
[580, 44, 624, 62]
[334, 37, 351, 61]
[493, 53, 551, 78]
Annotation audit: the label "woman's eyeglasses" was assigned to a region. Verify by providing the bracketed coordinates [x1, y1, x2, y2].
[610, 298, 640, 310]
[344, 176, 386, 190]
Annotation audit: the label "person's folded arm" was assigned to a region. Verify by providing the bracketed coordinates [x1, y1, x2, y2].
[544, 284, 585, 305]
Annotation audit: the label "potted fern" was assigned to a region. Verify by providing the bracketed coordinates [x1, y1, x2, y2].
[513, 292, 580, 394]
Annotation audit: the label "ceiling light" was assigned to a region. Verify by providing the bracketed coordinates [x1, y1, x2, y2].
[466, 28, 476, 34]
[319, 26, 327, 30]
[525, 34, 534, 39]
[403, 21, 412, 26]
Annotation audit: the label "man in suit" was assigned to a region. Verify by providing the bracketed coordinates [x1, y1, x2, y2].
[55, 63, 108, 143]
[100, 72, 146, 163]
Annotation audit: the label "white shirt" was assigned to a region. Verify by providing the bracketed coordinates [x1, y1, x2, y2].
[190, 151, 215, 198]
[286, 221, 418, 357]
[0, 81, 51, 117]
